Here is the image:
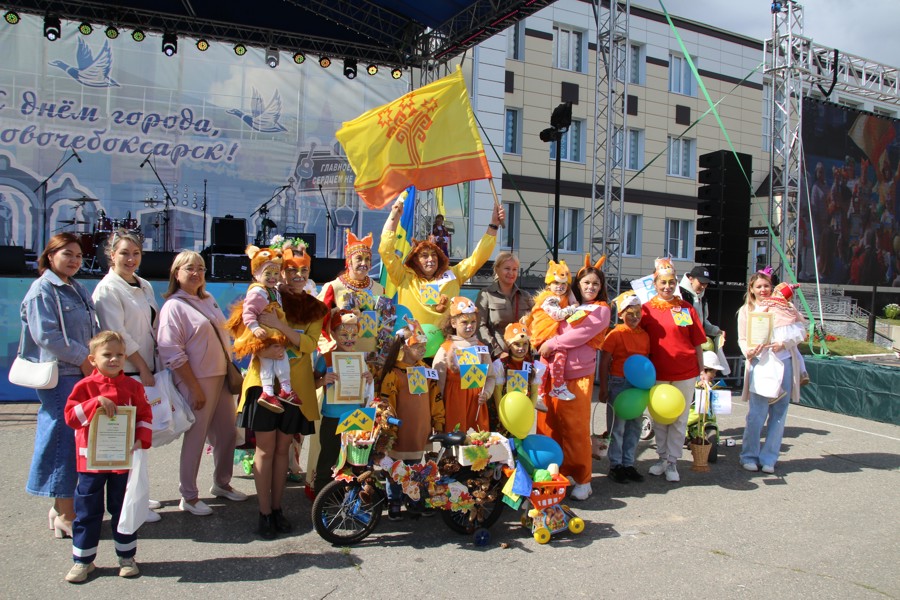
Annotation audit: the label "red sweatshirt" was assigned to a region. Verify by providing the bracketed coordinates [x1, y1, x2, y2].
[64, 369, 153, 474]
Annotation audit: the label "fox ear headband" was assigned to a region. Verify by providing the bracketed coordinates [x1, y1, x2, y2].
[577, 253, 606, 278]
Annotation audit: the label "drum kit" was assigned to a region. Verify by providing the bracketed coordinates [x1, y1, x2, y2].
[58, 197, 144, 273]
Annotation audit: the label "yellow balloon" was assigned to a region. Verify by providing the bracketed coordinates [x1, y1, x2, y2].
[647, 383, 686, 425]
[499, 391, 535, 439]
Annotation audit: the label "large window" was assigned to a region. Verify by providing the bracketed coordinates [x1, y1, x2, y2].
[614, 127, 644, 170]
[553, 26, 584, 72]
[665, 218, 692, 260]
[667, 136, 693, 177]
[549, 120, 584, 162]
[615, 43, 644, 85]
[505, 108, 522, 154]
[501, 201, 519, 250]
[669, 53, 695, 96]
[622, 213, 642, 256]
[507, 21, 525, 60]
[548, 207, 581, 253]
[762, 83, 785, 152]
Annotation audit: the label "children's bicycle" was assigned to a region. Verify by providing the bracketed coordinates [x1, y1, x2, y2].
[311, 426, 508, 545]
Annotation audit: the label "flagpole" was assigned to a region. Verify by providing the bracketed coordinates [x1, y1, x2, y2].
[487, 178, 506, 228]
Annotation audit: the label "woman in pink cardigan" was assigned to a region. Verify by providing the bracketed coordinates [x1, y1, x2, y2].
[157, 251, 247, 516]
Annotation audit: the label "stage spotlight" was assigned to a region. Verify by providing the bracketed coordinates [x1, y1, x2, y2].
[162, 32, 177, 56]
[391, 67, 403, 79]
[266, 48, 279, 68]
[78, 22, 92, 35]
[292, 52, 305, 64]
[196, 39, 209, 51]
[131, 29, 145, 42]
[366, 64, 378, 76]
[234, 43, 247, 56]
[343, 59, 357, 79]
[4, 11, 20, 25]
[43, 16, 61, 41]
[319, 56, 331, 68]
[105, 25, 119, 39]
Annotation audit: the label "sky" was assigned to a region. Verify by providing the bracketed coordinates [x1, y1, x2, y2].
[633, 0, 900, 68]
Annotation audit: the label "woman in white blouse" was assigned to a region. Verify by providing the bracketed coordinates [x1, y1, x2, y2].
[92, 229, 162, 521]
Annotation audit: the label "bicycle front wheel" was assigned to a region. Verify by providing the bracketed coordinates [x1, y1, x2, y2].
[311, 479, 384, 545]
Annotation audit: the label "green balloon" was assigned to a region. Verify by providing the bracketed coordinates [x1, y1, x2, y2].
[422, 323, 444, 358]
[613, 387, 650, 421]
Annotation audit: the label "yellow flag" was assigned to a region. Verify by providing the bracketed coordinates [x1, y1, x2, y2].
[460, 364, 488, 390]
[336, 67, 492, 209]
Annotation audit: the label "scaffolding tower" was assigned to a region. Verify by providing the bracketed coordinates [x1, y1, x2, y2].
[591, 0, 629, 296]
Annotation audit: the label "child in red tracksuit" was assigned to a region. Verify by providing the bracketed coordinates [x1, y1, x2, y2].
[64, 331, 152, 584]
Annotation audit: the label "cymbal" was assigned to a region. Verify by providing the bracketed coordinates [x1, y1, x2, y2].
[66, 197, 98, 202]
[59, 219, 90, 225]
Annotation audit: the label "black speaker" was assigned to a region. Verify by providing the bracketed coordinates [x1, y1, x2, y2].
[0, 245, 26, 274]
[312, 257, 345, 282]
[209, 253, 251, 281]
[138, 251, 177, 279]
[282, 232, 316, 257]
[211, 217, 248, 252]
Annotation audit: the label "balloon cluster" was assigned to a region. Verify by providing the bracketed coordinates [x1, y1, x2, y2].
[615, 355, 685, 424]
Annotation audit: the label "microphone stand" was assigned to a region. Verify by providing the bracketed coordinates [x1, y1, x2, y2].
[32, 149, 79, 251]
[142, 155, 175, 252]
[250, 184, 290, 246]
[318, 184, 336, 258]
[202, 179, 208, 250]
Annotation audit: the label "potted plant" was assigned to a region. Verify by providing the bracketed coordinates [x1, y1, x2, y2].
[689, 384, 712, 472]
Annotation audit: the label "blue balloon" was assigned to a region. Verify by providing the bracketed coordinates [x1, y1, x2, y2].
[519, 434, 564, 470]
[393, 304, 413, 333]
[623, 355, 656, 390]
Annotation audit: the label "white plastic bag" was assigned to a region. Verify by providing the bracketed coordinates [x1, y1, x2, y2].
[150, 370, 195, 447]
[117, 448, 149, 535]
[136, 372, 173, 440]
[749, 351, 784, 399]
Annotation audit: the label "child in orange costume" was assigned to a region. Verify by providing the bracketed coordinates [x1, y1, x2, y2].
[226, 245, 296, 414]
[433, 296, 495, 433]
[528, 260, 579, 401]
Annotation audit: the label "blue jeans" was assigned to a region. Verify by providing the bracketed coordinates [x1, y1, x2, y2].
[26, 374, 80, 498]
[741, 358, 793, 468]
[607, 376, 641, 468]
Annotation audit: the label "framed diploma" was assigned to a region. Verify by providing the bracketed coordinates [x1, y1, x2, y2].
[332, 352, 367, 404]
[87, 406, 135, 471]
[747, 312, 773, 346]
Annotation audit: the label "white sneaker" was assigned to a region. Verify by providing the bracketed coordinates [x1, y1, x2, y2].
[144, 508, 161, 523]
[648, 459, 667, 476]
[570, 482, 592, 500]
[742, 462, 759, 472]
[550, 384, 576, 401]
[179, 498, 213, 516]
[534, 398, 549, 413]
[761, 465, 775, 474]
[210, 484, 248, 502]
[148, 499, 162, 510]
[665, 462, 680, 482]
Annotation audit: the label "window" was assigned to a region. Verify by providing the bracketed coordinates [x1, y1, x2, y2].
[665, 218, 692, 260]
[668, 53, 695, 96]
[873, 107, 896, 118]
[553, 26, 583, 72]
[505, 108, 522, 154]
[501, 201, 519, 249]
[549, 119, 584, 162]
[507, 21, 525, 60]
[548, 207, 581, 253]
[613, 127, 644, 170]
[667, 136, 693, 177]
[622, 213, 642, 256]
[615, 43, 644, 85]
[762, 83, 785, 152]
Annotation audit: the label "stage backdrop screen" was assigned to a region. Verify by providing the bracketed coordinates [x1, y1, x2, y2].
[798, 97, 900, 287]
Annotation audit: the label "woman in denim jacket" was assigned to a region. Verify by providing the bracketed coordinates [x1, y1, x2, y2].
[19, 233, 99, 538]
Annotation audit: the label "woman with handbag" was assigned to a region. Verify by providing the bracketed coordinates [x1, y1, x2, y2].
[157, 251, 247, 516]
[92, 229, 163, 523]
[18, 233, 99, 537]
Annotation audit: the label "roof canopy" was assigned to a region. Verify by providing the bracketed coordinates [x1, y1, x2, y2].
[6, 0, 557, 68]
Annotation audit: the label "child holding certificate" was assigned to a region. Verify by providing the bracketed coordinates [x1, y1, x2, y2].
[433, 296, 495, 433]
[311, 309, 374, 496]
[63, 331, 152, 583]
[377, 317, 445, 520]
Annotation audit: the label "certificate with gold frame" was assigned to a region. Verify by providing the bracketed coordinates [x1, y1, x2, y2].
[747, 312, 773, 347]
[86, 406, 135, 470]
[332, 352, 367, 404]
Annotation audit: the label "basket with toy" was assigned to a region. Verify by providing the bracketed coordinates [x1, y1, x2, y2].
[529, 475, 570, 510]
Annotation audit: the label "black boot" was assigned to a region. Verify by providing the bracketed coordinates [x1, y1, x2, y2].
[258, 513, 277, 539]
[271, 508, 293, 533]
